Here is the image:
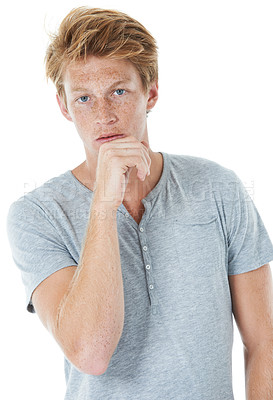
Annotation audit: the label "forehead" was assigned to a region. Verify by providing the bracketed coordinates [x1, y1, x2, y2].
[63, 56, 141, 88]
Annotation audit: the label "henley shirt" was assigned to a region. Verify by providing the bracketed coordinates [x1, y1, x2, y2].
[7, 152, 273, 400]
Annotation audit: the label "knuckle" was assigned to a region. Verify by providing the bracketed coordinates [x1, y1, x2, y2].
[106, 147, 115, 156]
[102, 146, 114, 157]
[100, 142, 110, 150]
[108, 154, 118, 165]
[133, 141, 142, 150]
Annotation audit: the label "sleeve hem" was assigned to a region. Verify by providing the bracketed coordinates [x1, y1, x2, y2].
[26, 263, 78, 314]
[228, 256, 273, 276]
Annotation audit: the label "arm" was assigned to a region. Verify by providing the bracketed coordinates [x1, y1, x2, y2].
[228, 263, 273, 399]
[32, 136, 151, 376]
[32, 200, 123, 376]
[55, 199, 124, 376]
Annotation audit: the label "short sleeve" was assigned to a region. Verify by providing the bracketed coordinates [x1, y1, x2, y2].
[7, 197, 77, 313]
[227, 171, 273, 275]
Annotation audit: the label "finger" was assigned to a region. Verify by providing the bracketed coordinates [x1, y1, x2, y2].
[102, 135, 149, 153]
[141, 140, 149, 150]
[101, 143, 151, 171]
[118, 154, 150, 181]
[101, 139, 151, 177]
[109, 148, 150, 174]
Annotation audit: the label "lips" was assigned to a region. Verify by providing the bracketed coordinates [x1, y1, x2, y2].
[96, 134, 125, 143]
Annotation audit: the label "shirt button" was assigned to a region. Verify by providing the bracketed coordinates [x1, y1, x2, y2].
[146, 265, 151, 270]
[143, 246, 147, 251]
[149, 284, 154, 290]
[125, 213, 129, 218]
[139, 227, 144, 232]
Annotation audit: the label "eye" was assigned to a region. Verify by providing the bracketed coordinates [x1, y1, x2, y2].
[78, 96, 90, 103]
[114, 89, 126, 96]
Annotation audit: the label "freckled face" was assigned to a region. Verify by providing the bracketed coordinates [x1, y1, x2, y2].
[59, 56, 154, 156]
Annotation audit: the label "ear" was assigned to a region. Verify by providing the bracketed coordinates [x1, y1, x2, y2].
[146, 81, 159, 112]
[56, 93, 73, 122]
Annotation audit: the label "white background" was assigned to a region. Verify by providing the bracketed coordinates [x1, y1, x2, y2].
[1, 0, 273, 399]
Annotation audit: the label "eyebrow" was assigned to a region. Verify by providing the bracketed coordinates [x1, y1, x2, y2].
[71, 79, 132, 93]
[71, 87, 89, 93]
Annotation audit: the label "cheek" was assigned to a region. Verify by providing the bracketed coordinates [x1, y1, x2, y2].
[69, 107, 91, 132]
[121, 99, 146, 130]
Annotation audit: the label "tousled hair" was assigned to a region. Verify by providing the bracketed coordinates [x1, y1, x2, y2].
[45, 7, 158, 105]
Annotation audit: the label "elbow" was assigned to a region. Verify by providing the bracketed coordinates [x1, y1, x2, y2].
[70, 350, 109, 376]
[70, 327, 123, 376]
[54, 312, 121, 376]
[67, 346, 110, 376]
[54, 310, 110, 375]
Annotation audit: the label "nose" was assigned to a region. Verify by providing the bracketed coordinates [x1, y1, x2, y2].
[95, 98, 118, 125]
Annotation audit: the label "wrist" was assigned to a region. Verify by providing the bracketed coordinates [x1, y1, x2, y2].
[91, 193, 119, 218]
[92, 189, 120, 213]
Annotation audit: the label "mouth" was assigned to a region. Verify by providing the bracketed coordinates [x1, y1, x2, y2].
[96, 134, 126, 143]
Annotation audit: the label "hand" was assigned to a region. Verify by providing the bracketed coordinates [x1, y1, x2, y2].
[93, 135, 151, 210]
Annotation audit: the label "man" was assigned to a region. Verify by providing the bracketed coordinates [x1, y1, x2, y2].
[7, 6, 273, 400]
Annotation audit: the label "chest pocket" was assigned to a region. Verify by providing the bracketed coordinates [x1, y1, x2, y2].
[172, 214, 222, 280]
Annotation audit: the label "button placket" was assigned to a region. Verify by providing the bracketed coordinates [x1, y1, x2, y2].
[138, 224, 156, 302]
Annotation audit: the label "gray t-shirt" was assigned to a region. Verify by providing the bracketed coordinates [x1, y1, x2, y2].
[7, 152, 273, 400]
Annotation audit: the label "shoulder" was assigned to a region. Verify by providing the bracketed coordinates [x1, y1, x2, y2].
[164, 152, 244, 210]
[165, 152, 238, 185]
[7, 171, 73, 222]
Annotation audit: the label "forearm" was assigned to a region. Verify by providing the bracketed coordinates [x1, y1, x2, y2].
[244, 341, 273, 399]
[55, 198, 125, 374]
